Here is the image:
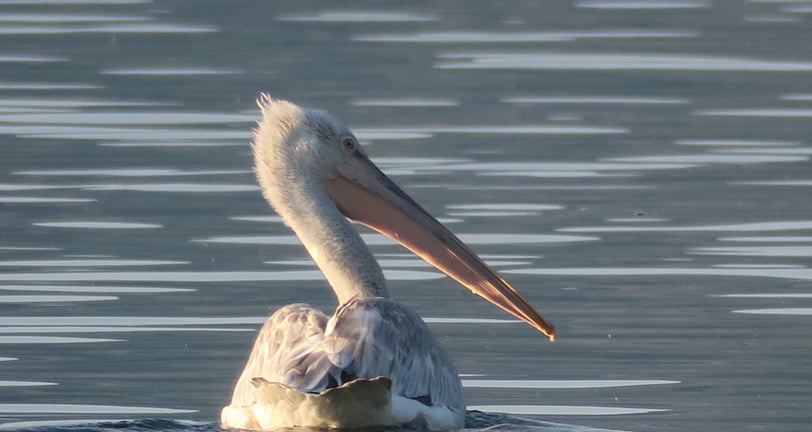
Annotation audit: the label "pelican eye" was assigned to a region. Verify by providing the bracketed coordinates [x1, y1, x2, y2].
[341, 137, 357, 152]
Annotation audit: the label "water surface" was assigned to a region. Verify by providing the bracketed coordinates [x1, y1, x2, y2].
[1, 1, 811, 432]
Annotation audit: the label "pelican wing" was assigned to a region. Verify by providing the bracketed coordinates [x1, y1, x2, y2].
[222, 299, 465, 429]
[227, 303, 331, 408]
[322, 297, 463, 408]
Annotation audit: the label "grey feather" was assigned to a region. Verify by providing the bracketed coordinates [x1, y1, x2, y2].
[228, 298, 463, 410]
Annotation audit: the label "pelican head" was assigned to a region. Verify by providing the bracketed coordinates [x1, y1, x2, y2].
[252, 94, 555, 341]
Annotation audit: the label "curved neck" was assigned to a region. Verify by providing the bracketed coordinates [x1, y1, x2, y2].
[265, 176, 390, 305]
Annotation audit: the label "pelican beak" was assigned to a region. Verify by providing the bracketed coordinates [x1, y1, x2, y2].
[324, 152, 555, 341]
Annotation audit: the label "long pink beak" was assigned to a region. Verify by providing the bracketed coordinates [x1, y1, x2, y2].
[324, 153, 555, 341]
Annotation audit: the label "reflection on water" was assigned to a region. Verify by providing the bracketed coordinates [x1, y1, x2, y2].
[463, 379, 679, 389]
[354, 30, 698, 43]
[734, 308, 812, 316]
[559, 220, 812, 232]
[277, 11, 439, 23]
[574, 1, 710, 9]
[0, 259, 185, 266]
[675, 139, 800, 147]
[357, 124, 629, 135]
[1, 1, 811, 431]
[507, 267, 812, 281]
[0, 196, 95, 203]
[0, 380, 55, 387]
[0, 54, 64, 62]
[32, 221, 163, 229]
[86, 183, 257, 193]
[715, 294, 812, 298]
[467, 405, 668, 416]
[691, 246, 812, 257]
[0, 285, 193, 293]
[503, 96, 690, 105]
[15, 168, 247, 177]
[0, 82, 100, 90]
[0, 13, 152, 23]
[0, 403, 196, 415]
[435, 52, 812, 71]
[100, 68, 241, 76]
[0, 295, 119, 303]
[351, 98, 459, 107]
[0, 336, 121, 344]
[695, 108, 812, 118]
[0, 23, 217, 35]
[0, 98, 177, 108]
[0, 112, 254, 124]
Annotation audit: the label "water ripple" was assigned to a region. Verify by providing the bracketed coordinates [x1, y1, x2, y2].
[277, 11, 439, 23]
[0, 336, 121, 344]
[714, 293, 812, 299]
[0, 326, 251, 333]
[354, 30, 697, 43]
[0, 380, 56, 387]
[690, 246, 812, 257]
[0, 403, 195, 415]
[605, 154, 808, 164]
[0, 54, 64, 62]
[15, 168, 247, 177]
[0, 23, 218, 34]
[447, 204, 564, 211]
[506, 267, 812, 281]
[357, 125, 628, 135]
[0, 259, 187, 267]
[0, 0, 150, 4]
[0, 285, 193, 293]
[436, 52, 812, 71]
[674, 139, 800, 147]
[781, 93, 812, 101]
[719, 236, 812, 242]
[503, 95, 690, 105]
[732, 180, 812, 186]
[734, 308, 812, 315]
[695, 108, 812, 117]
[0, 295, 118, 303]
[0, 97, 176, 108]
[0, 82, 100, 90]
[463, 379, 679, 389]
[468, 404, 668, 416]
[33, 221, 162, 229]
[100, 67, 240, 76]
[0, 197, 95, 204]
[0, 316, 262, 326]
[433, 161, 693, 174]
[575, 1, 710, 9]
[0, 111, 254, 125]
[558, 220, 812, 232]
[0, 13, 151, 23]
[85, 183, 257, 193]
[446, 204, 563, 217]
[351, 98, 459, 107]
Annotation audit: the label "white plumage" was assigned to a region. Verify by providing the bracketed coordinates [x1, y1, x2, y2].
[220, 95, 555, 430]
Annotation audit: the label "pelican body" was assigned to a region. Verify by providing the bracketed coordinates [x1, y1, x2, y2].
[221, 95, 555, 430]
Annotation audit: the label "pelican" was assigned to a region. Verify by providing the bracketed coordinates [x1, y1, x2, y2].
[220, 95, 556, 430]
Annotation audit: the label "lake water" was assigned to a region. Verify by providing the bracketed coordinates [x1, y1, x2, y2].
[1, 1, 811, 431]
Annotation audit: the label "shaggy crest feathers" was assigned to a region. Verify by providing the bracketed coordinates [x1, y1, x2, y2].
[249, 94, 389, 303]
